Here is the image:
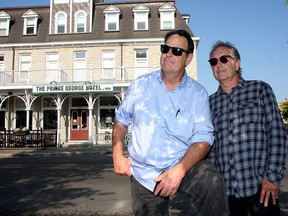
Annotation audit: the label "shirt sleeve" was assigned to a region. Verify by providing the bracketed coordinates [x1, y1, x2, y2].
[261, 82, 288, 184]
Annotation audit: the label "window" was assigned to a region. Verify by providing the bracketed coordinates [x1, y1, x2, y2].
[104, 6, 121, 31]
[46, 53, 58, 82]
[55, 12, 67, 34]
[0, 55, 4, 71]
[75, 11, 87, 33]
[134, 49, 148, 78]
[159, 3, 176, 30]
[43, 98, 57, 129]
[54, 0, 69, 3]
[0, 11, 13, 36]
[74, 52, 87, 81]
[22, 10, 41, 35]
[74, 0, 88, 3]
[102, 50, 115, 79]
[133, 5, 149, 30]
[15, 98, 32, 129]
[99, 96, 118, 130]
[19, 54, 31, 80]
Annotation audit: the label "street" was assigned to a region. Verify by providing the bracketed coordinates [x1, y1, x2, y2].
[0, 153, 287, 215]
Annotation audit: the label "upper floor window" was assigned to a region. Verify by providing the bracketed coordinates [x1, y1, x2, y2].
[0, 11, 14, 36]
[0, 55, 4, 71]
[19, 54, 31, 80]
[133, 5, 150, 31]
[158, 3, 176, 30]
[54, 0, 69, 4]
[75, 11, 87, 33]
[74, 0, 88, 2]
[55, 12, 67, 34]
[22, 10, 41, 35]
[103, 6, 121, 31]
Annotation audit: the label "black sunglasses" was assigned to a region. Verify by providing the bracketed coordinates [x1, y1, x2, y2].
[161, 44, 190, 56]
[208, 55, 236, 66]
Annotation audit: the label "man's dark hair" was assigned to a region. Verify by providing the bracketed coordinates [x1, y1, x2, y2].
[209, 40, 242, 77]
[164, 29, 194, 54]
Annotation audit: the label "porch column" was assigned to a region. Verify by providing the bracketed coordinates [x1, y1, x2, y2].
[88, 93, 93, 145]
[56, 94, 61, 148]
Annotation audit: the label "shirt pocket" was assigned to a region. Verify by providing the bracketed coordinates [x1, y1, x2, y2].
[238, 100, 260, 124]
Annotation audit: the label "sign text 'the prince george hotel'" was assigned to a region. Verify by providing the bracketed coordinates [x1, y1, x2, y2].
[32, 83, 114, 94]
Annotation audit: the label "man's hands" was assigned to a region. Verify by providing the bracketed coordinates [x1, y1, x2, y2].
[260, 178, 279, 207]
[113, 154, 132, 176]
[153, 165, 185, 197]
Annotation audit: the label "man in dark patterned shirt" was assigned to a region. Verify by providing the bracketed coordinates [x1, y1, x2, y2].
[207, 41, 287, 216]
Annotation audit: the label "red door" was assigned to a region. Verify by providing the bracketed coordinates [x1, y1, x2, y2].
[70, 109, 88, 140]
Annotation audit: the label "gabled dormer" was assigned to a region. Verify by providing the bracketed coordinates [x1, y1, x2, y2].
[132, 4, 150, 31]
[0, 11, 14, 36]
[22, 9, 42, 35]
[103, 5, 121, 32]
[158, 3, 176, 30]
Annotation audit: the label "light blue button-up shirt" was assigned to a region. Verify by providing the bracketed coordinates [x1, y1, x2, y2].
[115, 70, 214, 191]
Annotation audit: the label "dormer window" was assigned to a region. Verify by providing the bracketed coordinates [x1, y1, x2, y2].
[55, 12, 67, 34]
[0, 11, 14, 36]
[158, 3, 176, 30]
[103, 6, 121, 32]
[22, 10, 41, 35]
[75, 11, 87, 33]
[133, 5, 150, 31]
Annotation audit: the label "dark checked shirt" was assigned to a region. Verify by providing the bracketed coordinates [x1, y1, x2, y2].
[208, 78, 287, 198]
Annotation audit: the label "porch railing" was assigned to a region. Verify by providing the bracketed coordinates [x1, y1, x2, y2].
[0, 66, 159, 85]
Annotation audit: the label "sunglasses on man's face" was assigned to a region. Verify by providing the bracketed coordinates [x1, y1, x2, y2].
[208, 55, 236, 66]
[161, 44, 190, 56]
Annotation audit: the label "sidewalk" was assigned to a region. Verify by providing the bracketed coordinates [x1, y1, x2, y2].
[0, 145, 114, 157]
[0, 146, 287, 215]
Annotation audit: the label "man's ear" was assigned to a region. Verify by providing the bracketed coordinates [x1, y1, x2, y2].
[185, 53, 193, 66]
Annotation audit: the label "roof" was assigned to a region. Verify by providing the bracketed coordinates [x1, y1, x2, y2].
[0, 0, 194, 45]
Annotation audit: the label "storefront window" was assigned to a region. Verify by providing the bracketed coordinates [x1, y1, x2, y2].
[99, 96, 118, 130]
[44, 110, 57, 129]
[16, 110, 32, 129]
[43, 98, 57, 129]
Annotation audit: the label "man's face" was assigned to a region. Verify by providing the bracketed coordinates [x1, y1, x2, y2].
[209, 47, 240, 83]
[160, 34, 193, 74]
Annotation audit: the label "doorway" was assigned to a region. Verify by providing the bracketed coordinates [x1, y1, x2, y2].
[70, 109, 88, 140]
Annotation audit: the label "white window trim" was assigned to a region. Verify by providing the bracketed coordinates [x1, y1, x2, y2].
[55, 11, 68, 34]
[132, 5, 150, 31]
[74, 10, 87, 33]
[158, 3, 176, 30]
[0, 11, 14, 36]
[22, 10, 41, 35]
[103, 6, 121, 32]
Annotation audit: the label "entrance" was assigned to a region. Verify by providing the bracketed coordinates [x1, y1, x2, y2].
[70, 109, 88, 140]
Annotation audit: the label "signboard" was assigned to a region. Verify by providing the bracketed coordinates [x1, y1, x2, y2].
[32, 83, 114, 94]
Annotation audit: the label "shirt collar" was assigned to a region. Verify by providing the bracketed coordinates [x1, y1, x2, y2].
[157, 70, 187, 89]
[216, 77, 245, 95]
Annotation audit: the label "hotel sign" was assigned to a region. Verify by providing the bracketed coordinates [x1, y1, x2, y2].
[32, 83, 114, 94]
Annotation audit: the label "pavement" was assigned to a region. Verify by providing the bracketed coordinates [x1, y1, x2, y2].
[0, 146, 287, 216]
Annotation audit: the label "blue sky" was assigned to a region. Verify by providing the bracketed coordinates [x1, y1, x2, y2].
[1, 0, 287, 102]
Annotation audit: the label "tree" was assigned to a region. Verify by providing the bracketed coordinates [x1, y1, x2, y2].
[279, 99, 288, 122]
[286, 0, 288, 6]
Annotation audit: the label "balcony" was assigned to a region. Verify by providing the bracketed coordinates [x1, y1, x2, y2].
[0, 66, 159, 85]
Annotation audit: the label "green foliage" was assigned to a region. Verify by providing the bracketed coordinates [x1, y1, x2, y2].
[279, 99, 288, 121]
[286, 0, 288, 6]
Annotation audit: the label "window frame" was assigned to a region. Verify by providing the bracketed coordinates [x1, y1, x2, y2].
[55, 12, 67, 34]
[74, 11, 87, 33]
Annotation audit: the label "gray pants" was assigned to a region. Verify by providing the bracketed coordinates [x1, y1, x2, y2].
[130, 160, 229, 216]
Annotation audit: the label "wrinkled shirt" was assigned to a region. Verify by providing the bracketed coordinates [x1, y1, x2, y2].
[116, 70, 214, 191]
[208, 78, 288, 197]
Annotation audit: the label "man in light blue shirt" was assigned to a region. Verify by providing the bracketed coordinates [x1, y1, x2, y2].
[112, 29, 229, 216]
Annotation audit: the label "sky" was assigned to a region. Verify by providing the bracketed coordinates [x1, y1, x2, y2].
[0, 0, 287, 102]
